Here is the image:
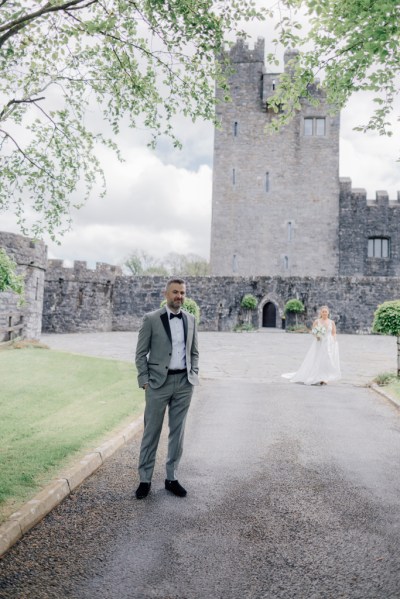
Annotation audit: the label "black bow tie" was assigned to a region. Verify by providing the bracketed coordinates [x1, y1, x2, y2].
[170, 312, 182, 320]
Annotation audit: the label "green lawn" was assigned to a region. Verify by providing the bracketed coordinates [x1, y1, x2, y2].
[0, 346, 144, 521]
[385, 378, 400, 402]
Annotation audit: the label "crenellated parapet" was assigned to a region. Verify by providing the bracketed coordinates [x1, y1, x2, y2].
[46, 259, 122, 282]
[340, 178, 400, 206]
[43, 260, 122, 333]
[226, 37, 265, 64]
[339, 178, 400, 277]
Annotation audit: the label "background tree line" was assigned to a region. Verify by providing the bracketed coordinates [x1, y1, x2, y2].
[124, 251, 209, 277]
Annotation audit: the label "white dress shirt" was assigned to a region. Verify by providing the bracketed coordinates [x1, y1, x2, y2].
[166, 307, 186, 370]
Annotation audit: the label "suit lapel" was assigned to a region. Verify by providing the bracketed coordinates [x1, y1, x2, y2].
[182, 312, 188, 344]
[160, 310, 172, 344]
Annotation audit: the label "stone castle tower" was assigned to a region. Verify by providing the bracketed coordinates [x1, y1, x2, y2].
[210, 38, 340, 277]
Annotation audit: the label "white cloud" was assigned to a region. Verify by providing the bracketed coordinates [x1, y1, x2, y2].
[42, 146, 212, 266]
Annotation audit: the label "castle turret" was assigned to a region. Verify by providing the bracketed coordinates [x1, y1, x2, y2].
[0, 231, 47, 340]
[210, 39, 340, 277]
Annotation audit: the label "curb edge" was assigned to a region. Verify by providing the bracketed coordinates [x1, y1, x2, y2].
[0, 414, 143, 558]
[370, 383, 400, 410]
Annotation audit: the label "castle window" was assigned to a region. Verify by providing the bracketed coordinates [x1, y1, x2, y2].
[234, 122, 238, 137]
[232, 254, 237, 273]
[284, 256, 289, 270]
[315, 118, 326, 136]
[304, 118, 313, 136]
[287, 221, 293, 241]
[265, 172, 270, 192]
[232, 168, 236, 185]
[304, 117, 326, 136]
[368, 237, 390, 258]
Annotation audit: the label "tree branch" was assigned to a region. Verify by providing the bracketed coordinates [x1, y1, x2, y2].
[0, 0, 98, 47]
[0, 96, 46, 121]
[0, 129, 57, 179]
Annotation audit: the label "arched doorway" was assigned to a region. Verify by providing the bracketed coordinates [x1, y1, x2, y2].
[262, 302, 276, 328]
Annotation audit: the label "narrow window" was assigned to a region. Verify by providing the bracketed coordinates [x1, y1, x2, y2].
[287, 221, 293, 242]
[265, 172, 270, 192]
[232, 168, 236, 185]
[368, 238, 374, 257]
[304, 118, 313, 136]
[284, 256, 289, 270]
[272, 79, 276, 91]
[234, 122, 238, 137]
[382, 238, 389, 258]
[315, 118, 326, 136]
[78, 288, 84, 307]
[368, 237, 390, 258]
[35, 277, 39, 300]
[232, 254, 237, 273]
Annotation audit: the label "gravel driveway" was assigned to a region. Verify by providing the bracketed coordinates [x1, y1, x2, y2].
[0, 330, 399, 599]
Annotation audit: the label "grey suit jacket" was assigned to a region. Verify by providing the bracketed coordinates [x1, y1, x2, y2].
[135, 306, 199, 389]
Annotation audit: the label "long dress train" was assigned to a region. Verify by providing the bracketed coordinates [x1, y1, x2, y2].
[282, 319, 341, 385]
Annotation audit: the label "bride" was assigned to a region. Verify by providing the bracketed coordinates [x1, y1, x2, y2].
[283, 306, 341, 385]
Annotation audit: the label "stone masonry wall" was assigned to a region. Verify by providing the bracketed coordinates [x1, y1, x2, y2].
[339, 178, 400, 276]
[210, 39, 340, 278]
[112, 275, 400, 334]
[0, 231, 47, 340]
[43, 271, 400, 335]
[42, 260, 122, 333]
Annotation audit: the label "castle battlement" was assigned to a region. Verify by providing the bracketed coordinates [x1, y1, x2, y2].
[0, 231, 47, 270]
[227, 37, 265, 63]
[46, 259, 122, 281]
[340, 178, 400, 206]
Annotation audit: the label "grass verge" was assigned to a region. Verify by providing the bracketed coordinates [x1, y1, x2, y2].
[0, 346, 143, 522]
[373, 371, 400, 403]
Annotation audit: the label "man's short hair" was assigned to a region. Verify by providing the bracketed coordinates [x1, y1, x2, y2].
[166, 278, 186, 290]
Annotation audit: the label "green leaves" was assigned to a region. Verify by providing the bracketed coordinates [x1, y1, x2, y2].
[373, 300, 400, 337]
[0, 249, 25, 296]
[268, 0, 400, 142]
[0, 0, 266, 239]
[240, 294, 258, 310]
[284, 299, 305, 314]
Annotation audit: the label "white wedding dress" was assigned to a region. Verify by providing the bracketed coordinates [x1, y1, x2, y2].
[282, 319, 341, 385]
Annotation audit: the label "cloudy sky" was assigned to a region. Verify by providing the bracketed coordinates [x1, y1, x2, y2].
[2, 4, 400, 269]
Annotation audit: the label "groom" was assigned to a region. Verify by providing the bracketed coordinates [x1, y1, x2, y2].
[135, 278, 199, 500]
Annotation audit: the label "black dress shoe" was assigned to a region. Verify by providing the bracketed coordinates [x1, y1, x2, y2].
[135, 482, 151, 499]
[165, 479, 187, 497]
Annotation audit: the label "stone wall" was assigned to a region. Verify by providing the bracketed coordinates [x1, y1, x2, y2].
[339, 178, 400, 276]
[112, 275, 400, 334]
[42, 260, 122, 333]
[0, 232, 47, 340]
[210, 39, 340, 278]
[43, 270, 400, 335]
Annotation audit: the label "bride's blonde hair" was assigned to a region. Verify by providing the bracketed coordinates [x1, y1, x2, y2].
[318, 305, 330, 317]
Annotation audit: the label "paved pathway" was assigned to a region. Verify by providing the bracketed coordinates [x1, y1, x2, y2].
[0, 331, 400, 598]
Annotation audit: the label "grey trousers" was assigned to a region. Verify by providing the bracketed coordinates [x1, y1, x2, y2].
[138, 372, 194, 483]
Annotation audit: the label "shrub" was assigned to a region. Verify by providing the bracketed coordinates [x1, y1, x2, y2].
[372, 300, 400, 336]
[373, 372, 396, 387]
[372, 300, 400, 376]
[0, 249, 24, 296]
[284, 299, 305, 314]
[240, 294, 258, 310]
[160, 298, 200, 323]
